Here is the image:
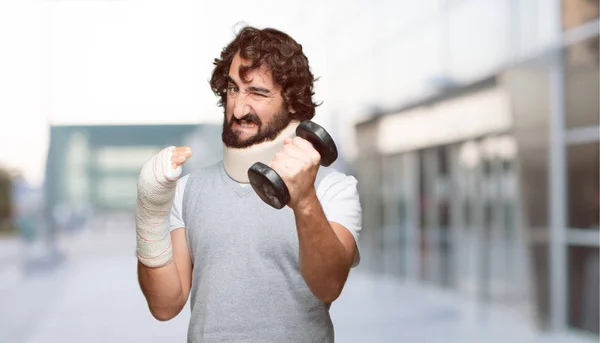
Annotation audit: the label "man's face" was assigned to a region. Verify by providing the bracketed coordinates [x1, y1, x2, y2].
[222, 52, 292, 149]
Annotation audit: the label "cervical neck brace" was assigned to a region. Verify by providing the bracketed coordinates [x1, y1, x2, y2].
[223, 120, 300, 183]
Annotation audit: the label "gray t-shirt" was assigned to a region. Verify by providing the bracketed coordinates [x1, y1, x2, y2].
[169, 161, 362, 342]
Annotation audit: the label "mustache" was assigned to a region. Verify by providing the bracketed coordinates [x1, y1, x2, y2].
[230, 113, 262, 127]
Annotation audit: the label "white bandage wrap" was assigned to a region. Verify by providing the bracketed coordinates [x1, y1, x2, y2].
[135, 146, 182, 268]
[223, 120, 300, 183]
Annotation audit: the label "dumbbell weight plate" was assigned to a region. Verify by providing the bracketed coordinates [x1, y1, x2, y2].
[248, 162, 290, 210]
[296, 121, 338, 167]
[248, 121, 338, 209]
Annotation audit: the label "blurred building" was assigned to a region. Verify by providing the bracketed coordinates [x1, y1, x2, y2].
[354, 0, 599, 338]
[44, 124, 222, 219]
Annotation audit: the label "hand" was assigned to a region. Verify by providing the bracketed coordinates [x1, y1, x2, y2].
[170, 146, 193, 170]
[269, 137, 320, 211]
[137, 145, 193, 202]
[138, 145, 193, 204]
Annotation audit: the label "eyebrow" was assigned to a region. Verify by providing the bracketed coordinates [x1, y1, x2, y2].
[248, 86, 271, 95]
[226, 75, 272, 95]
[226, 75, 238, 87]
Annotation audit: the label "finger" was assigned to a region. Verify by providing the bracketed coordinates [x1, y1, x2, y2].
[181, 146, 193, 156]
[269, 158, 288, 178]
[171, 153, 185, 170]
[271, 152, 302, 174]
[174, 146, 193, 157]
[270, 160, 302, 182]
[282, 143, 309, 162]
[171, 150, 185, 165]
[171, 147, 192, 169]
[292, 137, 320, 164]
[291, 137, 314, 152]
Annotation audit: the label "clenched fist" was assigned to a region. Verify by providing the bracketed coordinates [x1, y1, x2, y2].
[170, 146, 193, 170]
[269, 137, 320, 211]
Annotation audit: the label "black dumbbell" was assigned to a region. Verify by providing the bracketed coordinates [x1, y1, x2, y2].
[248, 120, 338, 209]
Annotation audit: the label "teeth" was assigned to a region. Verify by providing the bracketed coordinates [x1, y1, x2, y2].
[240, 121, 255, 128]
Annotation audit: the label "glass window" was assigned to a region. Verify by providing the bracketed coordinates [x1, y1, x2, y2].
[381, 154, 405, 278]
[564, 36, 600, 129]
[394, 154, 409, 279]
[357, 154, 385, 274]
[532, 244, 551, 326]
[438, 147, 451, 230]
[568, 246, 599, 334]
[458, 141, 480, 230]
[437, 146, 453, 288]
[567, 142, 600, 229]
[418, 150, 430, 281]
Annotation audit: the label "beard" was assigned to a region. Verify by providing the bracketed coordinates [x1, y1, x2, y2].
[222, 107, 292, 149]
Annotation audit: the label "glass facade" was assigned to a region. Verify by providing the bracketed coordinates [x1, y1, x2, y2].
[568, 245, 599, 333]
[563, 28, 599, 335]
[564, 37, 599, 129]
[354, 19, 599, 336]
[566, 142, 599, 229]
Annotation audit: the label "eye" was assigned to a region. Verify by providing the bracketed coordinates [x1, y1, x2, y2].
[252, 92, 267, 98]
[227, 85, 239, 95]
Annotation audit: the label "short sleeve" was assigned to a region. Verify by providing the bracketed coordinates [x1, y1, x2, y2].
[317, 170, 363, 267]
[169, 174, 189, 232]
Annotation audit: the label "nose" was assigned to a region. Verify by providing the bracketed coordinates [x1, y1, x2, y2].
[233, 93, 250, 119]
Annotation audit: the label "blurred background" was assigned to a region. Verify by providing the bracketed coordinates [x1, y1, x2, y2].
[0, 0, 598, 342]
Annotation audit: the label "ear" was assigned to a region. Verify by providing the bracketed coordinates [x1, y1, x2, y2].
[288, 105, 296, 114]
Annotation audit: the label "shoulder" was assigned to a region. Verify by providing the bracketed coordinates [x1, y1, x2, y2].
[316, 167, 363, 264]
[175, 173, 190, 191]
[182, 162, 223, 186]
[316, 167, 359, 200]
[174, 161, 223, 196]
[187, 161, 223, 179]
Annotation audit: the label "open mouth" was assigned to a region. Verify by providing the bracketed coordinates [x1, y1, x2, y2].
[231, 118, 260, 132]
[237, 120, 258, 129]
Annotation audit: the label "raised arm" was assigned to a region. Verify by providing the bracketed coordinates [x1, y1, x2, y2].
[293, 196, 357, 303]
[135, 146, 193, 321]
[138, 229, 192, 321]
[269, 137, 361, 303]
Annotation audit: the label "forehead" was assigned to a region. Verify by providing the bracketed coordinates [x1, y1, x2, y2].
[228, 52, 278, 89]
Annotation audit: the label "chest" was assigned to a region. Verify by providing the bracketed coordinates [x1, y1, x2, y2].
[183, 183, 300, 267]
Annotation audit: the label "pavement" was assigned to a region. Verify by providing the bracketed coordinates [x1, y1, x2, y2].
[0, 219, 597, 343]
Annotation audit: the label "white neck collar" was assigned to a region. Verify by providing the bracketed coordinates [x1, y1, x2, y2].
[223, 120, 300, 183]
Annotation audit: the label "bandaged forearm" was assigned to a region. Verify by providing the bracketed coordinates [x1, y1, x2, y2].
[135, 146, 182, 268]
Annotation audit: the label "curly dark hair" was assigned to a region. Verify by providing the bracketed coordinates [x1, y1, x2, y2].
[209, 25, 320, 121]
